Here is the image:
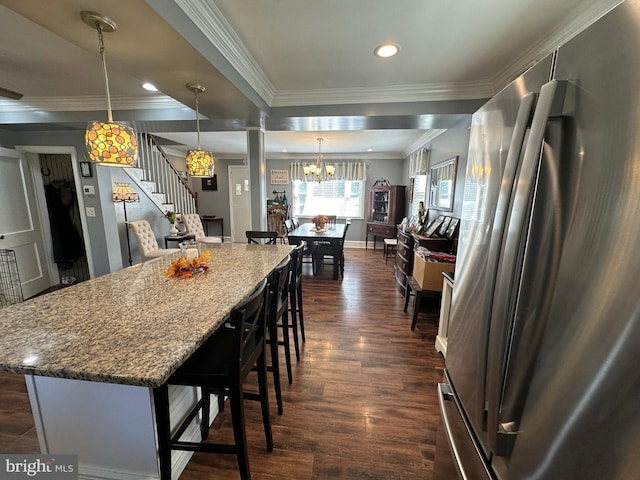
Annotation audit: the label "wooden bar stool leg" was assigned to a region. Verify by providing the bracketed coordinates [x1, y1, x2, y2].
[229, 390, 251, 480]
[267, 320, 283, 414]
[289, 286, 301, 361]
[297, 282, 305, 343]
[256, 350, 274, 451]
[281, 310, 293, 383]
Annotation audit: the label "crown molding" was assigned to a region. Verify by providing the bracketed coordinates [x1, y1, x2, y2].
[271, 81, 495, 107]
[0, 95, 185, 112]
[269, 152, 402, 161]
[176, 0, 277, 105]
[403, 130, 447, 158]
[176, 1, 496, 107]
[491, 0, 623, 90]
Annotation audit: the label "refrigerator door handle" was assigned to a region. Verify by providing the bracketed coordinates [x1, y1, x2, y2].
[486, 79, 568, 456]
[438, 383, 467, 479]
[438, 383, 493, 480]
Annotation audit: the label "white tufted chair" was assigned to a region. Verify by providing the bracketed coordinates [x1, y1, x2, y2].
[182, 213, 222, 243]
[127, 220, 179, 262]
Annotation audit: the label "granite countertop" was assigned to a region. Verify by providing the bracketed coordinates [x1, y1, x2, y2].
[0, 243, 291, 388]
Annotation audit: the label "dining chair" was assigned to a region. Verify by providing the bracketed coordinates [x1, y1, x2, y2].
[127, 220, 179, 262]
[313, 221, 350, 278]
[326, 215, 337, 227]
[287, 229, 315, 269]
[246, 231, 277, 244]
[182, 213, 223, 243]
[285, 218, 294, 234]
[266, 211, 288, 244]
[153, 278, 271, 480]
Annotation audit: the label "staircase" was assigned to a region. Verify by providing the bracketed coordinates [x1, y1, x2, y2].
[124, 133, 198, 216]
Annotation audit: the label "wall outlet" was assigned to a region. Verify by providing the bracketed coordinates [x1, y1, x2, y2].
[86, 207, 96, 217]
[82, 185, 95, 195]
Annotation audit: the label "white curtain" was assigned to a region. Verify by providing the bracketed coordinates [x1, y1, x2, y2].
[409, 148, 429, 177]
[290, 161, 367, 182]
[290, 162, 307, 182]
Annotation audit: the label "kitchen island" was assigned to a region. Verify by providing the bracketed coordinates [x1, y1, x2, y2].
[0, 243, 291, 480]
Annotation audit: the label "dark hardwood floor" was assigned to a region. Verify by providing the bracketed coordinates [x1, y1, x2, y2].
[0, 247, 446, 479]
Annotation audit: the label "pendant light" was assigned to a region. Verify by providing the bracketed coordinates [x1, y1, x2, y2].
[304, 138, 335, 182]
[185, 83, 215, 178]
[81, 11, 138, 167]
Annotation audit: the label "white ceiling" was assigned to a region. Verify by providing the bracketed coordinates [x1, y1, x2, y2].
[0, 0, 621, 158]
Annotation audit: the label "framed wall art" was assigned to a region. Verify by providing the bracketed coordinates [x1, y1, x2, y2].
[270, 169, 289, 185]
[201, 175, 218, 191]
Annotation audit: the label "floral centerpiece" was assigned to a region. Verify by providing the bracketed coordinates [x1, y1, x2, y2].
[164, 211, 177, 224]
[164, 211, 178, 235]
[312, 214, 329, 230]
[165, 250, 211, 279]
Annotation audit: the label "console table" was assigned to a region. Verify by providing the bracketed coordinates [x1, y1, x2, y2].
[200, 215, 224, 241]
[164, 233, 195, 248]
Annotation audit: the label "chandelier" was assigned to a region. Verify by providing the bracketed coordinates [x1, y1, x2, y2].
[81, 11, 138, 167]
[304, 138, 335, 182]
[185, 83, 215, 178]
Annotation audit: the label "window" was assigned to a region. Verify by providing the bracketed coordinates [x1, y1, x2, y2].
[411, 175, 428, 215]
[291, 180, 364, 219]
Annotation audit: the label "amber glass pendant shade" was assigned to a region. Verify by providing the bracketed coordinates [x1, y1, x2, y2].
[186, 149, 215, 177]
[86, 122, 138, 167]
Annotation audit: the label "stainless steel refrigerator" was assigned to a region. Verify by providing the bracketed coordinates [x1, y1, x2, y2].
[435, 2, 640, 479]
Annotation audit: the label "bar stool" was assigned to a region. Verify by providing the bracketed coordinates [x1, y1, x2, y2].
[265, 256, 291, 414]
[288, 242, 306, 360]
[153, 278, 271, 480]
[269, 256, 294, 386]
[383, 238, 397, 264]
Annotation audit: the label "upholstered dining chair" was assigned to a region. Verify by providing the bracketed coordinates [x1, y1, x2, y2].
[127, 220, 179, 262]
[182, 213, 222, 243]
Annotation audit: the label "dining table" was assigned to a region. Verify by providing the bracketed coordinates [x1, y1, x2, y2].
[287, 222, 347, 280]
[0, 242, 291, 479]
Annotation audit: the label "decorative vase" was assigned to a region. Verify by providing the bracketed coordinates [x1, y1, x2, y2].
[315, 223, 324, 231]
[168, 223, 179, 235]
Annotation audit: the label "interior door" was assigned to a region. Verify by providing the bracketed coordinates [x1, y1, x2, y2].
[0, 147, 51, 299]
[228, 166, 251, 242]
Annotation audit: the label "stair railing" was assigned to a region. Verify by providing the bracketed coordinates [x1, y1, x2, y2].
[136, 133, 198, 215]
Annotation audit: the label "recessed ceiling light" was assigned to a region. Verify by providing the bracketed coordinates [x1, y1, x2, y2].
[281, 148, 288, 153]
[374, 43, 400, 58]
[142, 82, 158, 92]
[367, 148, 374, 152]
